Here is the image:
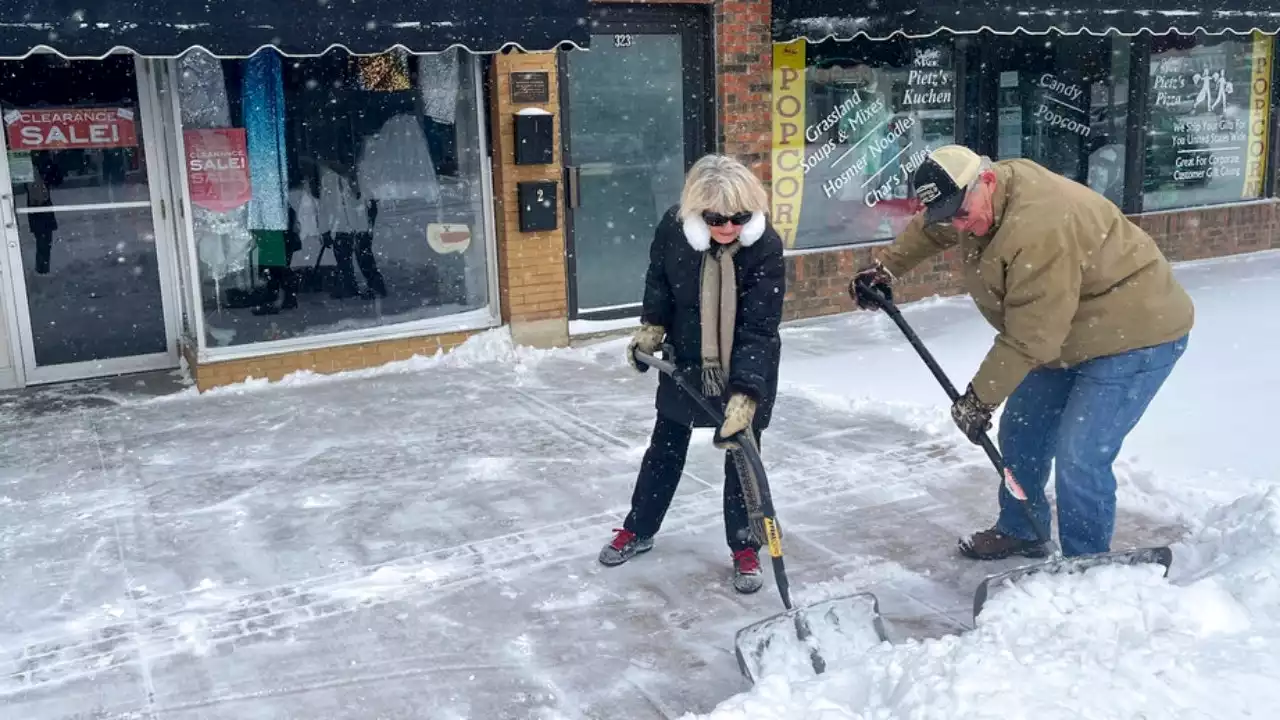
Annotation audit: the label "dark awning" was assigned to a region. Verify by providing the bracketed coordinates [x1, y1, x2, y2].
[0, 0, 590, 59]
[774, 1, 1280, 42]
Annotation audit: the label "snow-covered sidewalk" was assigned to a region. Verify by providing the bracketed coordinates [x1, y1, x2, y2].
[0, 250, 1276, 719]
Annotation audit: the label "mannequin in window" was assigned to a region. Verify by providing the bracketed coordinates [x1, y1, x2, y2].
[252, 199, 304, 316]
[318, 159, 386, 300]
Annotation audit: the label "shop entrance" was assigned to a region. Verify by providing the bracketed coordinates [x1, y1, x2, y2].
[0, 54, 179, 385]
[560, 5, 713, 321]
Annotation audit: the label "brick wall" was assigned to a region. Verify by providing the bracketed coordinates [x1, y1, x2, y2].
[783, 246, 966, 321]
[1135, 201, 1280, 260]
[489, 52, 570, 347]
[716, 0, 773, 181]
[187, 330, 480, 392]
[781, 200, 1280, 321]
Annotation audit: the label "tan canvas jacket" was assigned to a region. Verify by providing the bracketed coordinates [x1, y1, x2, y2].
[877, 158, 1195, 405]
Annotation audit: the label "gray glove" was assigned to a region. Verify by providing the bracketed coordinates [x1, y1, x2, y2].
[626, 323, 665, 373]
[951, 384, 998, 444]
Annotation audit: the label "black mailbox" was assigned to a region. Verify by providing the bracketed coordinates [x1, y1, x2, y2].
[514, 110, 555, 165]
[517, 180, 558, 232]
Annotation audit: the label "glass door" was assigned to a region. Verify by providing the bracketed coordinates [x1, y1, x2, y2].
[0, 53, 178, 385]
[560, 5, 712, 320]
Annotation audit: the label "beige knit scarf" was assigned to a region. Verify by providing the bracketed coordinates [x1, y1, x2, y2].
[699, 242, 742, 398]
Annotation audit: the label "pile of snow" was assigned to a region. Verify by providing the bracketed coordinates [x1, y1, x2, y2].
[150, 327, 625, 401]
[687, 488, 1280, 719]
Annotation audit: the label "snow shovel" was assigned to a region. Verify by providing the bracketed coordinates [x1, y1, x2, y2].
[853, 284, 1173, 623]
[633, 347, 888, 684]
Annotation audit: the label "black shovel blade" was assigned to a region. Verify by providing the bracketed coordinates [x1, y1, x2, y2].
[972, 545, 1174, 622]
[734, 592, 888, 684]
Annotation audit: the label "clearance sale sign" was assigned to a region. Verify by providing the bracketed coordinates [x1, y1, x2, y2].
[4, 106, 139, 151]
[183, 128, 252, 213]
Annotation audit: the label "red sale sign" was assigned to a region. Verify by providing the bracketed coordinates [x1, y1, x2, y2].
[184, 128, 252, 213]
[4, 106, 138, 150]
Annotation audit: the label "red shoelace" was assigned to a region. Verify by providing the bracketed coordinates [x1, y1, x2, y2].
[733, 548, 760, 573]
[610, 528, 636, 550]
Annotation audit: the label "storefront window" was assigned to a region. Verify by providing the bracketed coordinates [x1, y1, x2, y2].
[177, 48, 490, 349]
[771, 38, 956, 250]
[992, 34, 1131, 207]
[1142, 33, 1273, 212]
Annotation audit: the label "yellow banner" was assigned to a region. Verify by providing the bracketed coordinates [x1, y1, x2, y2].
[771, 41, 806, 249]
[1244, 32, 1273, 198]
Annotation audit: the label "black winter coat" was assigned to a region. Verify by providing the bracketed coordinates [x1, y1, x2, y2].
[640, 205, 786, 429]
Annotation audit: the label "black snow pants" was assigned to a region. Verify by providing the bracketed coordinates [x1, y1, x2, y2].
[622, 412, 761, 554]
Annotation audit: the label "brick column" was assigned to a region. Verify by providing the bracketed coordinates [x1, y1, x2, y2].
[716, 0, 773, 183]
[489, 52, 570, 348]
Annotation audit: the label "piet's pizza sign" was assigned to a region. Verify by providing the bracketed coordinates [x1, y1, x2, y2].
[4, 107, 138, 151]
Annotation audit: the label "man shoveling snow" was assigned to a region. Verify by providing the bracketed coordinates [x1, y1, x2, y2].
[851, 145, 1195, 560]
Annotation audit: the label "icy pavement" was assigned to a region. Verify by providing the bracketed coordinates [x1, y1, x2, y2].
[1, 250, 1277, 719]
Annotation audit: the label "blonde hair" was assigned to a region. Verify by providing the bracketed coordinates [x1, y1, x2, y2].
[678, 154, 770, 221]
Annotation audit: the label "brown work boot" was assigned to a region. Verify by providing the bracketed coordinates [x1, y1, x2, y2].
[958, 527, 1047, 561]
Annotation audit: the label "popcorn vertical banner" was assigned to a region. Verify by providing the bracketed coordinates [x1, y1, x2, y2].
[1243, 32, 1272, 198]
[771, 41, 806, 249]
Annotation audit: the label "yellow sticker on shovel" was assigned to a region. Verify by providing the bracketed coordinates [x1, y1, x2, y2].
[763, 518, 783, 558]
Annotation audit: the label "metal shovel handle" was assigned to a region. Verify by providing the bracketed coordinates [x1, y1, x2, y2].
[855, 284, 1052, 546]
[633, 346, 795, 611]
[632, 346, 741, 443]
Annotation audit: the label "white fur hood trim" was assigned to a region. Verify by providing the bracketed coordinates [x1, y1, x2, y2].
[681, 211, 767, 252]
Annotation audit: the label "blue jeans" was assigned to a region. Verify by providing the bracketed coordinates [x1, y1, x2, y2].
[995, 334, 1188, 556]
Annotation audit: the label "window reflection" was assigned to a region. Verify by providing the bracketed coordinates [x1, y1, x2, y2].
[178, 48, 490, 348]
[16, 207, 166, 366]
[1143, 33, 1272, 211]
[0, 54, 167, 367]
[781, 38, 957, 250]
[992, 33, 1131, 208]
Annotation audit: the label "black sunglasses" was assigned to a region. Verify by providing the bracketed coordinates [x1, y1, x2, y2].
[702, 210, 753, 227]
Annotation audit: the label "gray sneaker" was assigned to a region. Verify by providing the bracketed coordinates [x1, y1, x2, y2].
[732, 548, 764, 594]
[598, 528, 654, 566]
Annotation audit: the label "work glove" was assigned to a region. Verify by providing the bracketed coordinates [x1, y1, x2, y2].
[714, 393, 757, 449]
[950, 384, 998, 445]
[626, 323, 666, 373]
[849, 260, 895, 311]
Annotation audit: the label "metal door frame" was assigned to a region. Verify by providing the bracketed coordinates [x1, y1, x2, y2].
[0, 53, 182, 387]
[559, 3, 714, 322]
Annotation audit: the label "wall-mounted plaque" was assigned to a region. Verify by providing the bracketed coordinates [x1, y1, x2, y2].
[510, 71, 550, 104]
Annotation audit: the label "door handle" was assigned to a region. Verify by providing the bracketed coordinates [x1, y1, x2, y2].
[0, 192, 13, 231]
[564, 166, 582, 209]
